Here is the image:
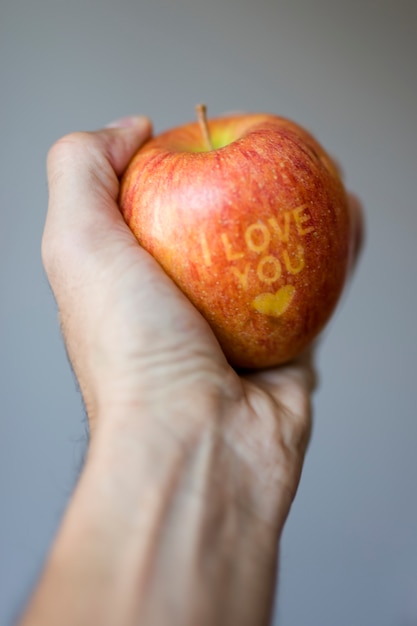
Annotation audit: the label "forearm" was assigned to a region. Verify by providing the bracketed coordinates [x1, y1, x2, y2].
[19, 406, 280, 626]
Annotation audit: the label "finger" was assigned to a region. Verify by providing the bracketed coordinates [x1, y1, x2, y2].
[48, 115, 151, 179]
[46, 116, 151, 216]
[347, 192, 365, 274]
[43, 118, 152, 284]
[246, 347, 317, 392]
[244, 348, 317, 419]
[243, 349, 316, 458]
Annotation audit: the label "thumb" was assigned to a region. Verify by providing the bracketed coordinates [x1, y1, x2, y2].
[47, 115, 152, 202]
[43, 116, 152, 289]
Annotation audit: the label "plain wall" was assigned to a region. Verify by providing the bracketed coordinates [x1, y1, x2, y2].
[1, 1, 416, 624]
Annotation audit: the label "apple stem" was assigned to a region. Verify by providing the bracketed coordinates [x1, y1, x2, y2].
[196, 104, 214, 151]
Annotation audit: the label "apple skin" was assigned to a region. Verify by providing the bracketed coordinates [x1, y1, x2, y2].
[119, 113, 352, 369]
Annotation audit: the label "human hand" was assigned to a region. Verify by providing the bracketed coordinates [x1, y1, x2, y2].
[43, 117, 316, 518]
[31, 117, 360, 626]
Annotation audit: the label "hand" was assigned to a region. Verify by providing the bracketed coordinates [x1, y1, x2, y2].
[24, 117, 360, 626]
[43, 117, 314, 520]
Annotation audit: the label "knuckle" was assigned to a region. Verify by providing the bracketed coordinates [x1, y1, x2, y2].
[46, 131, 111, 193]
[284, 404, 312, 456]
[46, 132, 98, 184]
[47, 131, 92, 162]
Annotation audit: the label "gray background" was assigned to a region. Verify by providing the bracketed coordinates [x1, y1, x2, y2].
[1, 0, 416, 624]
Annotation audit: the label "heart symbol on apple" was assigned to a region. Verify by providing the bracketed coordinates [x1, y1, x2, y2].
[252, 285, 296, 317]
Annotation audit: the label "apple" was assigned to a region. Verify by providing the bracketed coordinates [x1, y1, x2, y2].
[119, 105, 353, 369]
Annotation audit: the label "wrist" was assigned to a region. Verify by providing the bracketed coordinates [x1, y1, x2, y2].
[86, 403, 280, 626]
[22, 399, 283, 626]
[22, 409, 197, 626]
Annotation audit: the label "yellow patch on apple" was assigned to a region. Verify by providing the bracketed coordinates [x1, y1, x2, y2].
[252, 285, 296, 317]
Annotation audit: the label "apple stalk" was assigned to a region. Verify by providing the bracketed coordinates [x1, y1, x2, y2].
[196, 104, 214, 151]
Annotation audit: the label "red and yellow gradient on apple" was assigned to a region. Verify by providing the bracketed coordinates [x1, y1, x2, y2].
[119, 106, 353, 369]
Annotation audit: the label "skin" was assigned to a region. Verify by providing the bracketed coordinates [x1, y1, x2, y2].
[19, 116, 361, 626]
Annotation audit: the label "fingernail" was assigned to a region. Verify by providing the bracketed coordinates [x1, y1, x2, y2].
[105, 115, 148, 129]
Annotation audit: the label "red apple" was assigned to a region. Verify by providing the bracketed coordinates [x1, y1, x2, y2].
[119, 106, 353, 369]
